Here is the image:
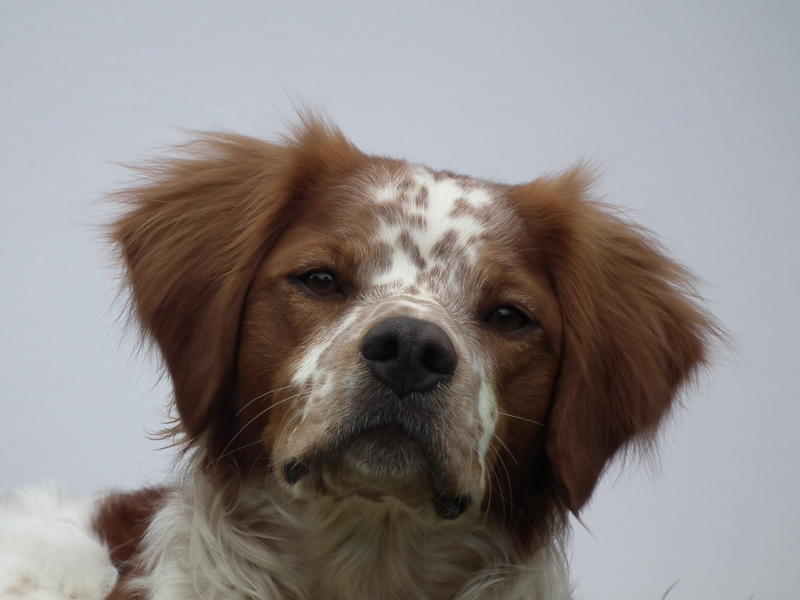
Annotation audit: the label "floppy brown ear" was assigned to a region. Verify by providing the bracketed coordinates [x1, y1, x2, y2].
[111, 120, 364, 441]
[512, 168, 717, 513]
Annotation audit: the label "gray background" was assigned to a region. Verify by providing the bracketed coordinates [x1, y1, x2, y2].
[1, 1, 798, 598]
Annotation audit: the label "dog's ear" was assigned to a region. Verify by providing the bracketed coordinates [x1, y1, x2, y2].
[112, 120, 364, 441]
[511, 168, 716, 513]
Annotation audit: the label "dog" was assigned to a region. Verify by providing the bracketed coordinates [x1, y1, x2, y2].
[0, 118, 715, 599]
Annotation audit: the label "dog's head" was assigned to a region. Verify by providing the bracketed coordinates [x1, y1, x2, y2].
[113, 120, 714, 541]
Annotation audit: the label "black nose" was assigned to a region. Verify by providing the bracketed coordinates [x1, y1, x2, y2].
[360, 316, 457, 396]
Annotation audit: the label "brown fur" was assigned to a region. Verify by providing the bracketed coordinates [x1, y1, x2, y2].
[92, 488, 168, 599]
[110, 120, 367, 457]
[103, 119, 717, 596]
[510, 170, 716, 513]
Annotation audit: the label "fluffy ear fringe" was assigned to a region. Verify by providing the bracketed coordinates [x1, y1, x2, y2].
[110, 118, 364, 445]
[513, 167, 721, 513]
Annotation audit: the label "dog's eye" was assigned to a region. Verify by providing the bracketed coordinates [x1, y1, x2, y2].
[297, 270, 341, 297]
[486, 306, 534, 333]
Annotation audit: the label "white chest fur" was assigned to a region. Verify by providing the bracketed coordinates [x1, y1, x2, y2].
[131, 473, 571, 600]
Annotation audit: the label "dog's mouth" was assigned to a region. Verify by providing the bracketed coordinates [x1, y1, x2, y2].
[305, 420, 432, 484]
[282, 416, 472, 519]
[335, 424, 427, 479]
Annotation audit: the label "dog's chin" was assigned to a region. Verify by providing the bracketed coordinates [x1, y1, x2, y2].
[325, 426, 431, 499]
[339, 426, 426, 479]
[285, 421, 475, 520]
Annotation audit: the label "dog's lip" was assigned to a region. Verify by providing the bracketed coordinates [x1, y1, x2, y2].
[307, 418, 440, 482]
[339, 423, 418, 449]
[285, 417, 472, 519]
[326, 412, 431, 455]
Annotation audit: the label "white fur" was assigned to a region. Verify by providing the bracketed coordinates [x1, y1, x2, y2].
[0, 479, 573, 600]
[0, 486, 117, 600]
[128, 463, 572, 600]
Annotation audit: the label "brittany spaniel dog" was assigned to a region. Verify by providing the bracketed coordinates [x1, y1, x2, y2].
[0, 119, 715, 600]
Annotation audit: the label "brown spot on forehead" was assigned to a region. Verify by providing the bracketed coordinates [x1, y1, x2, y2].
[398, 230, 427, 270]
[431, 169, 459, 182]
[373, 203, 405, 226]
[449, 197, 492, 225]
[430, 229, 460, 261]
[373, 199, 428, 230]
[368, 241, 394, 276]
[406, 213, 427, 229]
[414, 186, 429, 209]
[417, 263, 447, 290]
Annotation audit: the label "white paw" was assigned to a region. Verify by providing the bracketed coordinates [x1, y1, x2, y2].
[0, 486, 118, 599]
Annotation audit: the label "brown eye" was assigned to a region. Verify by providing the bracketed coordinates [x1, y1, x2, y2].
[297, 270, 342, 297]
[486, 306, 533, 333]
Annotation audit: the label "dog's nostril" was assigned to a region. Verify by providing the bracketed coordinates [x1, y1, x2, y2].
[421, 341, 457, 376]
[361, 333, 399, 362]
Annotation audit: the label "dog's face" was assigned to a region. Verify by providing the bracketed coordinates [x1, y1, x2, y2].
[113, 120, 712, 539]
[238, 163, 561, 518]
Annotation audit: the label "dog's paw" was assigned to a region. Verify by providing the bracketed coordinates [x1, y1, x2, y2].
[0, 486, 118, 599]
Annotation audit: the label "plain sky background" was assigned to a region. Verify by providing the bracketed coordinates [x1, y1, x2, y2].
[1, 1, 798, 598]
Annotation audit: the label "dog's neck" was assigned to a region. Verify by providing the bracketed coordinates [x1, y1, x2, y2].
[293, 491, 514, 600]
[132, 464, 569, 600]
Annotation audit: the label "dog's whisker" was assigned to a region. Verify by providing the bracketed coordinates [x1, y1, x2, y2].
[496, 411, 544, 427]
[235, 383, 295, 417]
[218, 391, 305, 460]
[492, 432, 519, 466]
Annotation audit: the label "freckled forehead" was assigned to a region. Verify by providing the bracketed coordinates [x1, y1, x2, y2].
[375, 167, 495, 209]
[346, 165, 517, 241]
[321, 163, 520, 305]
[372, 166, 504, 220]
[315, 164, 511, 235]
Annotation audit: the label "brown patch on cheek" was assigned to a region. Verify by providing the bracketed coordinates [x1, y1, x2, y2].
[234, 295, 298, 468]
[233, 273, 349, 470]
[485, 332, 559, 533]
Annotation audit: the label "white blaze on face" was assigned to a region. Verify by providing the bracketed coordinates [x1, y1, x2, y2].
[476, 379, 499, 485]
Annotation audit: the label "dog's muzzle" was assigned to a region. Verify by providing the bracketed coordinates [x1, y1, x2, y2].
[281, 316, 473, 519]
